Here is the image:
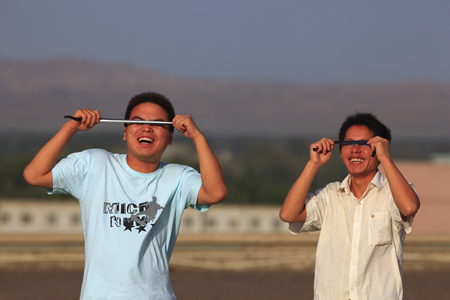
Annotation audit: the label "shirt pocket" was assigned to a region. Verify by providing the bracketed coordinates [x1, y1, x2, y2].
[369, 211, 393, 246]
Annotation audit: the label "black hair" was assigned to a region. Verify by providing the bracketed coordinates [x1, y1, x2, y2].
[338, 112, 391, 143]
[124, 92, 175, 132]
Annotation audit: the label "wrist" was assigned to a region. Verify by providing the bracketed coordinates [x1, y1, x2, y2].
[379, 156, 394, 167]
[306, 160, 321, 172]
[191, 131, 206, 143]
[61, 123, 79, 136]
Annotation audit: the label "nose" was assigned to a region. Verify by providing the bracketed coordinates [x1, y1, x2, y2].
[140, 124, 154, 132]
[350, 143, 362, 152]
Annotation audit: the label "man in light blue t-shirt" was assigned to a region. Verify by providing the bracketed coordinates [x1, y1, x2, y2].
[24, 92, 228, 300]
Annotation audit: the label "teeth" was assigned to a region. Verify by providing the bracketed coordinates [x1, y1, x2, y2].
[138, 137, 154, 143]
[350, 158, 364, 163]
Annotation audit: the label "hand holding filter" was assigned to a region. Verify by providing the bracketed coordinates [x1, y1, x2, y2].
[313, 141, 376, 157]
[64, 115, 172, 125]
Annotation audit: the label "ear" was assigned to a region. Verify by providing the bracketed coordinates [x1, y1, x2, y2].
[168, 132, 173, 145]
[123, 127, 127, 141]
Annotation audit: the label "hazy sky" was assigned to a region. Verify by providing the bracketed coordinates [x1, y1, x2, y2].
[1, 1, 449, 83]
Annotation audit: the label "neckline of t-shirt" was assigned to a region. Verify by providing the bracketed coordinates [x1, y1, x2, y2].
[121, 155, 164, 177]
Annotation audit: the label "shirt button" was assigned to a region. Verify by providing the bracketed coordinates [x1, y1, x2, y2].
[355, 223, 359, 226]
[352, 266, 355, 269]
[354, 244, 357, 247]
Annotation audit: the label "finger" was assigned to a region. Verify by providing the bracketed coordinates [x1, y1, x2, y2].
[320, 138, 334, 154]
[175, 115, 195, 131]
[83, 109, 98, 127]
[368, 137, 389, 158]
[94, 110, 101, 124]
[312, 140, 324, 153]
[72, 109, 87, 127]
[312, 142, 322, 153]
[312, 139, 332, 154]
[75, 109, 100, 128]
[173, 116, 187, 132]
[89, 110, 101, 126]
[324, 138, 334, 152]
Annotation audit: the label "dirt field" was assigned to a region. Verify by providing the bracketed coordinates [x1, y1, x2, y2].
[1, 233, 449, 299]
[1, 269, 450, 300]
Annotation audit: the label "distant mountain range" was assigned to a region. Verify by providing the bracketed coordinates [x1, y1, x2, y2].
[1, 57, 449, 139]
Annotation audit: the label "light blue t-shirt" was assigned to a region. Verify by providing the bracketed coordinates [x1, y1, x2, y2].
[49, 149, 206, 300]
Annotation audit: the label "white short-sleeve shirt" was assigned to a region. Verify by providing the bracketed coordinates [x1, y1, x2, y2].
[289, 171, 415, 300]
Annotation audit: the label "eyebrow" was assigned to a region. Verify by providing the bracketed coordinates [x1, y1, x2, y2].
[131, 116, 164, 121]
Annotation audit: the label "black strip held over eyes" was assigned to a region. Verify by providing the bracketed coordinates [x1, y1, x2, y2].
[335, 140, 369, 146]
[313, 140, 376, 157]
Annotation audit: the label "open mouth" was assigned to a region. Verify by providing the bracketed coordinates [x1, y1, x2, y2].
[138, 137, 154, 144]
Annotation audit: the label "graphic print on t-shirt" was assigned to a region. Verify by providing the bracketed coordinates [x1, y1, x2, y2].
[103, 196, 164, 233]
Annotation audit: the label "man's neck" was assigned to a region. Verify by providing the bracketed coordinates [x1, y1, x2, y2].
[126, 155, 160, 173]
[349, 171, 377, 200]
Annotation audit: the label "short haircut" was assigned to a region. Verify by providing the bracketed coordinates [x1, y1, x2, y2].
[338, 112, 391, 143]
[124, 92, 175, 132]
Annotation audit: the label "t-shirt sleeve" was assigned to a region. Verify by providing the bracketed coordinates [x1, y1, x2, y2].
[47, 151, 90, 199]
[178, 167, 208, 212]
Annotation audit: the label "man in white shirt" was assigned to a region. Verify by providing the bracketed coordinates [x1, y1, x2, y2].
[279, 112, 420, 300]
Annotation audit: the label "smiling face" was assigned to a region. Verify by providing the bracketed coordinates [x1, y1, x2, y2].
[123, 102, 173, 172]
[340, 125, 379, 179]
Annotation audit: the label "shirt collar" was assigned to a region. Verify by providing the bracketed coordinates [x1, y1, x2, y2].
[338, 170, 384, 195]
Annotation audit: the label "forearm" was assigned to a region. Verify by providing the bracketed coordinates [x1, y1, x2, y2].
[279, 161, 320, 223]
[381, 158, 420, 218]
[193, 134, 228, 205]
[24, 124, 77, 188]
